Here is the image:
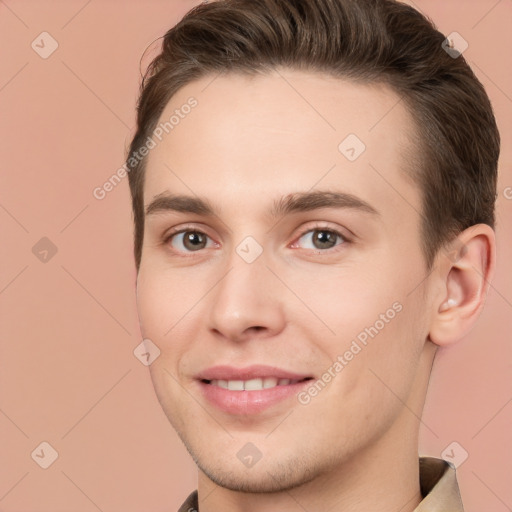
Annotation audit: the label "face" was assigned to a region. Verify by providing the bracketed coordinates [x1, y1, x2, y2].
[136, 69, 435, 493]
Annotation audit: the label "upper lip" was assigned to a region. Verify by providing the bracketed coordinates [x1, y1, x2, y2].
[196, 365, 313, 381]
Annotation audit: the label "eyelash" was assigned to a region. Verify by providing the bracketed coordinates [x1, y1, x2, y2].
[163, 223, 351, 256]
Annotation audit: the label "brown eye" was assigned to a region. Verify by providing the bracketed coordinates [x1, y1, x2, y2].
[297, 229, 346, 250]
[313, 230, 338, 249]
[169, 230, 211, 252]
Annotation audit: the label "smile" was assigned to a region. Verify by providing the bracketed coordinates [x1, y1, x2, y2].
[203, 377, 311, 391]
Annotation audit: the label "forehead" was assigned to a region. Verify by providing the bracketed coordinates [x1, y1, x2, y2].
[143, 69, 420, 217]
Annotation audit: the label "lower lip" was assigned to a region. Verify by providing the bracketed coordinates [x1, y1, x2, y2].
[197, 380, 312, 415]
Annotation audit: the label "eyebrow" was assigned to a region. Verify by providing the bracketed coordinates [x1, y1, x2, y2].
[145, 190, 380, 218]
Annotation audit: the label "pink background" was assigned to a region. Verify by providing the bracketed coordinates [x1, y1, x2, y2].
[1, 1, 511, 510]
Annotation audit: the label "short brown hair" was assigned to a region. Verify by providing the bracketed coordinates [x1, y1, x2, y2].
[126, 0, 500, 271]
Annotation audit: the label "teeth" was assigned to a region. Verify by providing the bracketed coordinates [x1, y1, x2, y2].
[227, 380, 244, 391]
[209, 377, 301, 390]
[263, 377, 278, 388]
[244, 378, 263, 390]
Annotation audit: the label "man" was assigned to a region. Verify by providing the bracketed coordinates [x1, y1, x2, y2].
[126, 0, 500, 510]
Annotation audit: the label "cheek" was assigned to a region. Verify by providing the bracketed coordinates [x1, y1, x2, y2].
[136, 264, 213, 384]
[293, 255, 426, 394]
[136, 263, 201, 339]
[335, 286, 427, 415]
[136, 274, 169, 339]
[302, 302, 424, 444]
[286, 261, 402, 348]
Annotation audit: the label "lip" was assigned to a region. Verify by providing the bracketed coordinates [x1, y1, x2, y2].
[195, 365, 314, 415]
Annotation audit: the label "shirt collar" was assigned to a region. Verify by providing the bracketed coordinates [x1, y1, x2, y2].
[178, 457, 464, 511]
[414, 457, 464, 511]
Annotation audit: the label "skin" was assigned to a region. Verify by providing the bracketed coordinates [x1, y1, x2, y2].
[135, 69, 495, 511]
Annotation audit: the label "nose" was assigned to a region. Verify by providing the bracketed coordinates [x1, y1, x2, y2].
[207, 251, 286, 343]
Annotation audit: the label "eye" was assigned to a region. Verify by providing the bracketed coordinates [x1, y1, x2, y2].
[163, 225, 349, 255]
[167, 229, 215, 252]
[294, 227, 348, 251]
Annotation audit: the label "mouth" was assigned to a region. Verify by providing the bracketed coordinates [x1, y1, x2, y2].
[195, 366, 315, 415]
[201, 376, 313, 391]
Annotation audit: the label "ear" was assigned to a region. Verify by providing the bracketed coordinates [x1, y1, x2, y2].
[428, 224, 496, 347]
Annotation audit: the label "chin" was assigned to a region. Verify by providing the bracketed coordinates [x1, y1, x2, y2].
[194, 449, 322, 494]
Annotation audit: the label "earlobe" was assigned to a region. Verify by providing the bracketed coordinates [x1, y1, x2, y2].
[428, 224, 496, 347]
